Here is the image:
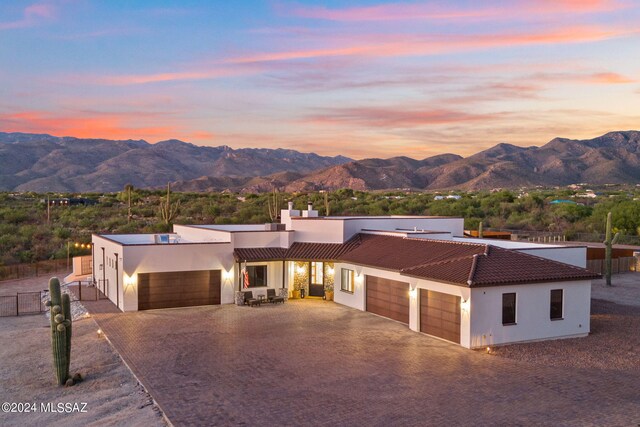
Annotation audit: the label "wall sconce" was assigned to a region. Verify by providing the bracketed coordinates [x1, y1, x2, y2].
[123, 274, 136, 290]
[460, 299, 470, 312]
[409, 288, 417, 298]
[296, 265, 305, 274]
[223, 269, 234, 282]
[327, 267, 335, 275]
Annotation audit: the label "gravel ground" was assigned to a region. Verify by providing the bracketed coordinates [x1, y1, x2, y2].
[490, 299, 640, 371]
[0, 314, 166, 427]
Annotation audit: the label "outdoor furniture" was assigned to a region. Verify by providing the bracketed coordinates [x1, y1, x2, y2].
[244, 291, 260, 307]
[267, 288, 285, 304]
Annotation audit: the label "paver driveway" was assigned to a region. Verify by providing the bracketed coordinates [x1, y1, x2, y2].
[94, 300, 639, 426]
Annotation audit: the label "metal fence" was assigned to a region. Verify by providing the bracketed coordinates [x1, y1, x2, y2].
[68, 280, 109, 301]
[0, 259, 68, 282]
[0, 292, 44, 317]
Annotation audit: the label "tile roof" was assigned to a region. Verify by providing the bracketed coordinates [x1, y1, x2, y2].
[234, 247, 287, 262]
[233, 233, 600, 287]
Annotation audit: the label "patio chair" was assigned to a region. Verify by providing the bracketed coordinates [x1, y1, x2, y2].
[267, 288, 285, 304]
[244, 291, 261, 307]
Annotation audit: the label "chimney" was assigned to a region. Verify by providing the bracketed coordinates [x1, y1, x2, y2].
[302, 201, 318, 218]
[281, 200, 301, 229]
[307, 202, 313, 211]
[288, 201, 293, 210]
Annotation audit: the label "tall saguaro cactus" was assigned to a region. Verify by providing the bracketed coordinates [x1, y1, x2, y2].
[159, 182, 180, 226]
[267, 189, 280, 222]
[324, 192, 331, 216]
[45, 277, 72, 385]
[603, 212, 620, 286]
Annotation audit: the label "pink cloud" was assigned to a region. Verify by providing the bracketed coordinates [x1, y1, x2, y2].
[280, 0, 627, 22]
[0, 110, 213, 143]
[0, 1, 57, 30]
[305, 107, 503, 128]
[226, 25, 630, 64]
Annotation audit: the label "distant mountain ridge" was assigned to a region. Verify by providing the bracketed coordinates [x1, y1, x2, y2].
[0, 132, 351, 192]
[1, 131, 640, 192]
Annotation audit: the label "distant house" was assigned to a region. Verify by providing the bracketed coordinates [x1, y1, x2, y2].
[43, 197, 98, 206]
[93, 203, 598, 349]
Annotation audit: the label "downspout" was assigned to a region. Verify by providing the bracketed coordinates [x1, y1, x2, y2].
[101, 247, 106, 296]
[282, 259, 285, 289]
[114, 252, 119, 309]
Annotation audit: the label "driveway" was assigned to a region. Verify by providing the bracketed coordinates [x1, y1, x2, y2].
[94, 300, 639, 426]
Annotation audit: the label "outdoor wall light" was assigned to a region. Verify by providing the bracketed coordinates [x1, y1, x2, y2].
[460, 299, 470, 312]
[409, 288, 417, 298]
[223, 269, 233, 281]
[296, 265, 305, 274]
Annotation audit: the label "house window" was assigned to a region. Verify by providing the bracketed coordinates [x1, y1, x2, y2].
[341, 268, 355, 293]
[550, 289, 563, 320]
[502, 293, 516, 325]
[247, 265, 267, 287]
[310, 262, 323, 285]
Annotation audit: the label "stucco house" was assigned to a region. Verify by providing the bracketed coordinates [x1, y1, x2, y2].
[91, 202, 598, 349]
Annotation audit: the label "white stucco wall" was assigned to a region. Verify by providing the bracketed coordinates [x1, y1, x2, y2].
[92, 235, 125, 311]
[516, 247, 587, 268]
[290, 219, 345, 243]
[118, 242, 235, 310]
[172, 225, 231, 242]
[469, 280, 591, 348]
[232, 231, 290, 248]
[343, 218, 464, 241]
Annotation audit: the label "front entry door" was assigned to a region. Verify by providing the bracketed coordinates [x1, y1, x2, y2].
[309, 261, 324, 297]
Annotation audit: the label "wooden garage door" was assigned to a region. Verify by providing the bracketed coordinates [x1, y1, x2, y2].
[366, 275, 409, 324]
[420, 290, 460, 344]
[138, 270, 221, 310]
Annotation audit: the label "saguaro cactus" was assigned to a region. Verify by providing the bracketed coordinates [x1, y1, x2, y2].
[603, 212, 620, 287]
[324, 192, 331, 216]
[478, 222, 484, 238]
[267, 189, 280, 222]
[159, 182, 180, 225]
[45, 277, 72, 385]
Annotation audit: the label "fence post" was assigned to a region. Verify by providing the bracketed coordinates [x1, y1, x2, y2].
[78, 280, 82, 300]
[16, 295, 19, 316]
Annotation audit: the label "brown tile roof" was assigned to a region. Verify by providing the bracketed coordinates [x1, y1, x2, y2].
[286, 235, 362, 261]
[234, 233, 599, 286]
[401, 245, 600, 286]
[234, 247, 287, 262]
[234, 235, 362, 262]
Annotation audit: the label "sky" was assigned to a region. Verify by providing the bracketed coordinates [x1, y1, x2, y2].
[0, 0, 639, 159]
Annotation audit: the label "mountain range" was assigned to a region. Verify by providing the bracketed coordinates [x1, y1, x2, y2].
[1, 130, 639, 192]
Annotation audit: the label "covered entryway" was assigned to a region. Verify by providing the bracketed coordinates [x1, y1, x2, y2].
[138, 270, 221, 310]
[365, 275, 409, 324]
[420, 290, 460, 344]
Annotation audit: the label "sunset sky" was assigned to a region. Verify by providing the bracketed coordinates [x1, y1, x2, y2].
[1, 0, 639, 159]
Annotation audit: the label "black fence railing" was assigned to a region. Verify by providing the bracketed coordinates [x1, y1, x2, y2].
[0, 292, 44, 317]
[67, 280, 109, 301]
[0, 259, 68, 282]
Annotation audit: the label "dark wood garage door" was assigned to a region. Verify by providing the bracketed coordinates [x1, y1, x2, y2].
[138, 270, 221, 310]
[366, 275, 410, 324]
[420, 290, 460, 344]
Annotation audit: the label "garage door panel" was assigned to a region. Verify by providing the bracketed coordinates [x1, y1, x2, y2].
[366, 275, 409, 325]
[138, 270, 221, 310]
[420, 289, 460, 344]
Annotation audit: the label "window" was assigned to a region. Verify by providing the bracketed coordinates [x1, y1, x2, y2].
[550, 289, 563, 320]
[502, 293, 516, 325]
[311, 262, 324, 285]
[341, 268, 355, 293]
[247, 265, 267, 287]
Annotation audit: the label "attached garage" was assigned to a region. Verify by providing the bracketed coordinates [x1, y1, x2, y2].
[420, 290, 460, 344]
[138, 270, 221, 310]
[365, 275, 410, 324]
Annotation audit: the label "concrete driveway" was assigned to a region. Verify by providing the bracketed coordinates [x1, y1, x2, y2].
[94, 300, 639, 426]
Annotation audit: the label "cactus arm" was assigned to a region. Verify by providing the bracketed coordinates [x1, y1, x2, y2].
[62, 293, 72, 375]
